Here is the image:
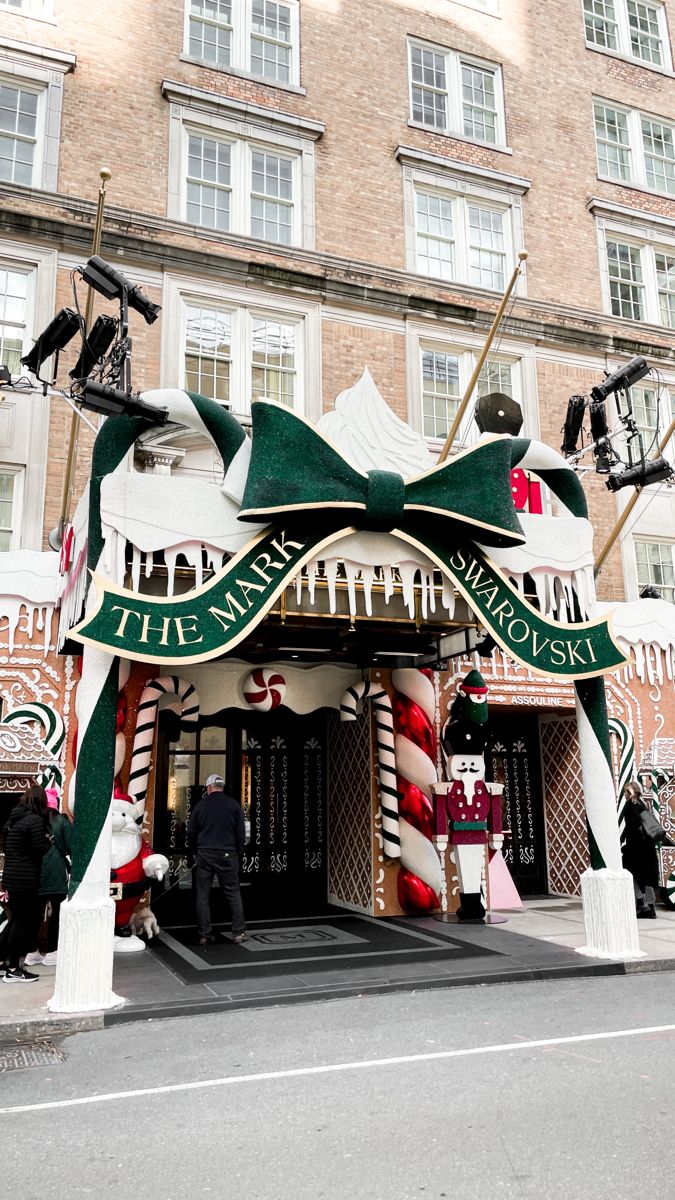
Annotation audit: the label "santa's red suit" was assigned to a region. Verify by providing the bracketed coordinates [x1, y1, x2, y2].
[111, 841, 156, 930]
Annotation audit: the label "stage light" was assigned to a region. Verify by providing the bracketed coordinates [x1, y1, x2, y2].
[0, 365, 11, 385]
[475, 391, 523, 436]
[80, 380, 168, 423]
[606, 456, 673, 492]
[69, 313, 118, 380]
[20, 308, 80, 375]
[561, 395, 586, 456]
[591, 356, 650, 403]
[81, 256, 161, 325]
[639, 585, 661, 600]
[589, 398, 619, 474]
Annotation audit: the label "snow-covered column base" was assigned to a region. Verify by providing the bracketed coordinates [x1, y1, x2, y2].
[48, 894, 123, 1012]
[577, 868, 645, 960]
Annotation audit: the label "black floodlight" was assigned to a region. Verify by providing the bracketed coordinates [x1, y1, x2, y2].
[591, 356, 650, 403]
[589, 398, 619, 474]
[640, 585, 662, 599]
[69, 313, 118, 380]
[561, 395, 586, 456]
[475, 391, 523, 436]
[0, 365, 11, 385]
[81, 256, 161, 325]
[20, 308, 80, 375]
[606, 456, 673, 492]
[80, 380, 168, 424]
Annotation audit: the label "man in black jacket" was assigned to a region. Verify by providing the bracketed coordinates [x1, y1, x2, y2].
[186, 774, 247, 946]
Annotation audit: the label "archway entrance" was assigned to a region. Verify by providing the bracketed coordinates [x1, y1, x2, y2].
[151, 708, 329, 927]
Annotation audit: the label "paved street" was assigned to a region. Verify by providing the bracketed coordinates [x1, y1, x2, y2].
[2, 972, 674, 1199]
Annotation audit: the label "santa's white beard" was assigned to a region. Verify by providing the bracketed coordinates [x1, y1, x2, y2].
[111, 827, 142, 869]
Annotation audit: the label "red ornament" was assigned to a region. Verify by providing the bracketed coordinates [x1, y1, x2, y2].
[398, 778, 435, 841]
[392, 695, 436, 760]
[116, 692, 127, 732]
[397, 867, 438, 913]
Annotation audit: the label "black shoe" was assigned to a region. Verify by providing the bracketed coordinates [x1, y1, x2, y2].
[233, 932, 249, 944]
[199, 934, 216, 945]
[2, 966, 39, 983]
[637, 906, 652, 918]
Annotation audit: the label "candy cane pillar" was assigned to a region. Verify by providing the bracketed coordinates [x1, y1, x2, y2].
[575, 678, 641, 959]
[391, 668, 441, 912]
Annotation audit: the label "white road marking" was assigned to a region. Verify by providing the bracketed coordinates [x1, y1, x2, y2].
[2, 1023, 674, 1115]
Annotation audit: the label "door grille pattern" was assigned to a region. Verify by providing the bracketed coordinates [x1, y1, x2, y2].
[540, 716, 589, 896]
[327, 711, 373, 913]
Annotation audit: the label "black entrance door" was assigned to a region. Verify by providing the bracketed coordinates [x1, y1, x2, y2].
[486, 714, 547, 895]
[151, 708, 328, 925]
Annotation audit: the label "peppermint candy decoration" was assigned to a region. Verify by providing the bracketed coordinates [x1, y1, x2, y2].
[243, 668, 286, 711]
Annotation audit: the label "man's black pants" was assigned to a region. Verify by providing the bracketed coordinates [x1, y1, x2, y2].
[195, 849, 245, 937]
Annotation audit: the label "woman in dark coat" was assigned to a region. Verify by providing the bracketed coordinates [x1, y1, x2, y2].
[1, 785, 52, 981]
[24, 797, 71, 967]
[621, 782, 659, 919]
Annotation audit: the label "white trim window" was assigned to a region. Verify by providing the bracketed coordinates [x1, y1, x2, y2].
[0, 45, 74, 191]
[419, 343, 520, 442]
[0, 466, 23, 552]
[184, 0, 300, 86]
[408, 39, 506, 148]
[634, 539, 675, 601]
[594, 99, 675, 195]
[604, 234, 675, 326]
[184, 129, 298, 244]
[0, 77, 43, 187]
[0, 0, 53, 13]
[0, 262, 31, 373]
[163, 277, 321, 421]
[414, 188, 511, 289]
[583, 0, 672, 70]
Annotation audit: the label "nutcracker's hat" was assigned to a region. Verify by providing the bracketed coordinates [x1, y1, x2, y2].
[458, 668, 489, 696]
[442, 717, 487, 757]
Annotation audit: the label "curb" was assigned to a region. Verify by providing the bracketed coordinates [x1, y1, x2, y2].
[0, 1013, 104, 1044]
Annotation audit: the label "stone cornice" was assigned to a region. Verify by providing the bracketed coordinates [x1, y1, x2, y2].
[160, 79, 325, 141]
[396, 145, 531, 194]
[0, 195, 673, 365]
[0, 35, 76, 71]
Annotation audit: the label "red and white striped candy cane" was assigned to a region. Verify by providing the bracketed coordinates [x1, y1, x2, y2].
[128, 676, 200, 808]
[340, 680, 400, 858]
[392, 668, 441, 912]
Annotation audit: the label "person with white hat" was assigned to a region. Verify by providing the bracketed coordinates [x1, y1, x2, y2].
[186, 774, 248, 946]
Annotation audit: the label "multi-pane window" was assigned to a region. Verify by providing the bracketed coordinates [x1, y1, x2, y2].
[186, 135, 231, 231]
[606, 239, 645, 320]
[184, 0, 299, 85]
[414, 189, 509, 291]
[604, 236, 675, 327]
[185, 305, 232, 404]
[0, 82, 39, 186]
[421, 350, 460, 439]
[250, 151, 293, 244]
[188, 0, 233, 68]
[0, 472, 17, 553]
[408, 40, 505, 146]
[0, 266, 28, 374]
[251, 317, 295, 404]
[183, 132, 297, 244]
[478, 359, 513, 398]
[584, 0, 671, 69]
[182, 300, 301, 414]
[594, 100, 675, 195]
[635, 540, 675, 602]
[594, 103, 631, 180]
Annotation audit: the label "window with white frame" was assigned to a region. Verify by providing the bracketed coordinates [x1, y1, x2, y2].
[634, 539, 675, 601]
[0, 0, 53, 13]
[184, 129, 299, 244]
[184, 0, 300, 86]
[414, 188, 509, 289]
[583, 0, 672, 69]
[594, 99, 675, 195]
[181, 298, 301, 414]
[0, 263, 30, 373]
[0, 79, 42, 186]
[0, 467, 22, 552]
[408, 39, 506, 147]
[0, 47, 74, 191]
[419, 344, 519, 441]
[604, 234, 675, 326]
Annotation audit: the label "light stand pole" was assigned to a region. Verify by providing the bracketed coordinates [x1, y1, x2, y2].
[50, 168, 111, 552]
[437, 251, 528, 463]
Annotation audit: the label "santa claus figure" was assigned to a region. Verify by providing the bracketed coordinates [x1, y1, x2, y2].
[110, 788, 169, 952]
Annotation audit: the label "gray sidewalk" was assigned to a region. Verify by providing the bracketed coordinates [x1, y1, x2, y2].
[1, 897, 674, 1042]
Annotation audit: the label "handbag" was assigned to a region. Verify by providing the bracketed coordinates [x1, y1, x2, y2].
[640, 809, 672, 844]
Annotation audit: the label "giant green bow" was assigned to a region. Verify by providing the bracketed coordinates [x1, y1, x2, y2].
[239, 401, 524, 547]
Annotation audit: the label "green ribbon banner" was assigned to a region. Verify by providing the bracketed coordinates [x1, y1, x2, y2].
[71, 522, 626, 680]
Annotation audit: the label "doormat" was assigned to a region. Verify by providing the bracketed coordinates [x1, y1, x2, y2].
[150, 913, 498, 984]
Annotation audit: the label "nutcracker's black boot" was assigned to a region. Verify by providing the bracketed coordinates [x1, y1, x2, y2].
[456, 892, 486, 922]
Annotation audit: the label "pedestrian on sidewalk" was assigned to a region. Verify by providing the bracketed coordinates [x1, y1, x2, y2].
[24, 790, 72, 968]
[1, 784, 52, 982]
[621, 782, 660, 919]
[186, 773, 247, 946]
